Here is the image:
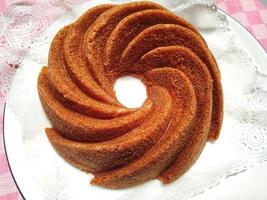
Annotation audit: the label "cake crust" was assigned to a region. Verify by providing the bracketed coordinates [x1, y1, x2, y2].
[37, 1, 223, 188]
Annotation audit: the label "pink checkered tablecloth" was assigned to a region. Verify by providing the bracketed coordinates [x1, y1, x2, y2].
[0, 0, 266, 199]
[217, 0, 267, 50]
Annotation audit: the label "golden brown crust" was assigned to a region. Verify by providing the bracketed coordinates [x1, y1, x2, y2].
[84, 2, 165, 91]
[38, 68, 152, 142]
[38, 1, 223, 188]
[134, 46, 213, 183]
[45, 86, 173, 172]
[91, 68, 197, 188]
[104, 8, 202, 76]
[48, 25, 131, 118]
[120, 24, 223, 141]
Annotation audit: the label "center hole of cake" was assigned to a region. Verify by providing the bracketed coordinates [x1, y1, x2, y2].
[114, 76, 147, 108]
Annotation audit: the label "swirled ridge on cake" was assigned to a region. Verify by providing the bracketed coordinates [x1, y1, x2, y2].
[37, 1, 223, 188]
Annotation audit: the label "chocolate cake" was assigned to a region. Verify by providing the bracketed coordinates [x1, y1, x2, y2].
[37, 1, 223, 188]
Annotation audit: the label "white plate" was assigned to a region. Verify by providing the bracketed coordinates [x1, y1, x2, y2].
[3, 4, 267, 200]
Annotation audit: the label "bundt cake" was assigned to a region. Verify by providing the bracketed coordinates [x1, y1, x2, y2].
[37, 1, 223, 188]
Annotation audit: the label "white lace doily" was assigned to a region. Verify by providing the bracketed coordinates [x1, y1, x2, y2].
[4, 0, 267, 200]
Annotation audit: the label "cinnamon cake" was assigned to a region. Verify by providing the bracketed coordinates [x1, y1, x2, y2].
[37, 1, 223, 188]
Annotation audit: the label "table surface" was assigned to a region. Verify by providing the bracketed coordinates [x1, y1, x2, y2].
[0, 0, 266, 199]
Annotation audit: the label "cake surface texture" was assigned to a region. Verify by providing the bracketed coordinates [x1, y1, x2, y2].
[37, 1, 223, 188]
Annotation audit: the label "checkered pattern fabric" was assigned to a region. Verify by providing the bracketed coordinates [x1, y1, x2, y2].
[217, 0, 267, 49]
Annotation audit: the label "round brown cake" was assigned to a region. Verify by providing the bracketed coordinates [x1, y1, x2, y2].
[37, 1, 223, 188]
